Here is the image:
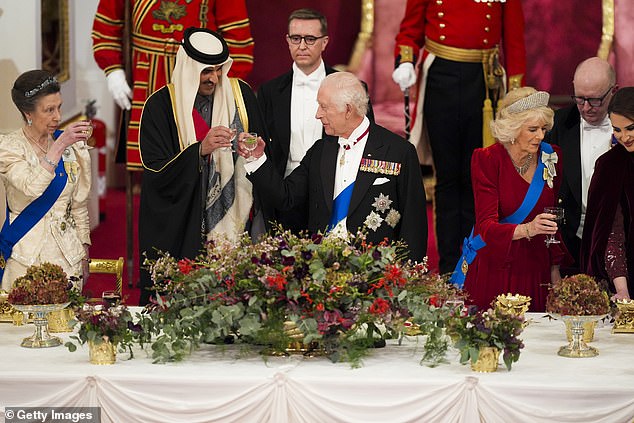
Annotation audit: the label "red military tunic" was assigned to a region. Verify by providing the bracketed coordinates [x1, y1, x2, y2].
[394, 0, 526, 87]
[393, 0, 527, 275]
[92, 0, 254, 170]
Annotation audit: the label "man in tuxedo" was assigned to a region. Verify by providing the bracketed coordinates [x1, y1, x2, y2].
[546, 57, 616, 274]
[242, 72, 427, 261]
[257, 8, 373, 233]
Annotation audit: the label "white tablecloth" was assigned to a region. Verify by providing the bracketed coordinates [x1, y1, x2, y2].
[1, 313, 634, 423]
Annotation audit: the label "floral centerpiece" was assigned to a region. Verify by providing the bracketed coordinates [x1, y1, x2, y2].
[8, 262, 70, 305]
[65, 303, 139, 362]
[545, 274, 610, 316]
[139, 230, 462, 367]
[446, 308, 525, 371]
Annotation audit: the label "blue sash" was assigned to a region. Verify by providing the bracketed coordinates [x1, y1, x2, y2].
[449, 142, 554, 288]
[0, 130, 67, 279]
[327, 182, 355, 232]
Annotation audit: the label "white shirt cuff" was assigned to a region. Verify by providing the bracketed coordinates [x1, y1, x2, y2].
[244, 153, 267, 174]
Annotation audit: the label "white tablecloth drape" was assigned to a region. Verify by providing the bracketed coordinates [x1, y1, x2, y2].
[1, 313, 634, 423]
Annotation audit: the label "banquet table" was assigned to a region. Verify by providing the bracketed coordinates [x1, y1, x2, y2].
[1, 312, 634, 423]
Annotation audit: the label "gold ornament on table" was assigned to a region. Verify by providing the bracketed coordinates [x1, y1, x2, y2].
[47, 308, 75, 333]
[262, 320, 324, 357]
[495, 293, 531, 325]
[7, 263, 73, 348]
[612, 299, 634, 333]
[470, 346, 500, 373]
[88, 337, 117, 365]
[545, 274, 610, 358]
[12, 303, 71, 348]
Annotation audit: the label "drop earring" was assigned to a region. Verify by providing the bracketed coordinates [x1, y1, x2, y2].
[511, 138, 515, 145]
[27, 118, 32, 126]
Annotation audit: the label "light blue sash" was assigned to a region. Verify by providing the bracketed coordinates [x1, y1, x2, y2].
[449, 142, 554, 288]
[327, 182, 355, 232]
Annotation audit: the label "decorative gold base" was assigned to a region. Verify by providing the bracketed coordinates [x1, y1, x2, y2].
[11, 304, 70, 348]
[565, 320, 595, 342]
[261, 320, 325, 357]
[89, 340, 117, 365]
[47, 308, 75, 333]
[471, 346, 500, 372]
[613, 300, 634, 333]
[555, 315, 605, 358]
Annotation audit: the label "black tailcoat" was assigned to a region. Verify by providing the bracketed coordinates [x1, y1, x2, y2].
[247, 122, 428, 262]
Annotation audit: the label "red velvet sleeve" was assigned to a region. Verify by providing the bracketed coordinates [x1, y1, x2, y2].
[471, 147, 516, 257]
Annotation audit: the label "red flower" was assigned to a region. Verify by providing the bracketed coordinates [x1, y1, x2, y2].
[178, 259, 194, 275]
[265, 274, 287, 291]
[384, 264, 407, 287]
[429, 294, 440, 307]
[369, 297, 390, 315]
[316, 303, 325, 311]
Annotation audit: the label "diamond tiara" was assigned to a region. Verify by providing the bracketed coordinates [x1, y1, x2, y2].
[24, 76, 58, 98]
[506, 91, 550, 114]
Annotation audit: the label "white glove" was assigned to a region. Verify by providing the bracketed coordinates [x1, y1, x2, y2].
[392, 62, 417, 92]
[106, 69, 132, 110]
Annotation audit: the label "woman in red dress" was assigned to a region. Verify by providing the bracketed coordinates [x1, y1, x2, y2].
[463, 87, 570, 311]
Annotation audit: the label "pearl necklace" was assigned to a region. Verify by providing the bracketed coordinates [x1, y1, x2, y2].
[510, 152, 533, 175]
[23, 128, 50, 155]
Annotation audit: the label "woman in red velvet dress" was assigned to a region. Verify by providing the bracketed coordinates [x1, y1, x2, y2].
[463, 87, 569, 311]
[582, 87, 634, 301]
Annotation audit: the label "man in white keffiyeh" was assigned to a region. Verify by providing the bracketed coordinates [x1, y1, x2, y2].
[138, 27, 267, 305]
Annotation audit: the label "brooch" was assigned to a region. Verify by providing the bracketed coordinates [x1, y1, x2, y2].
[541, 151, 558, 189]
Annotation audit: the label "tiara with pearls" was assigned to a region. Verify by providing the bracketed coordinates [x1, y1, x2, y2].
[506, 91, 550, 114]
[24, 76, 58, 98]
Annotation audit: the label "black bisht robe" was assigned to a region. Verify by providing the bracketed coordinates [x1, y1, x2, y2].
[138, 80, 268, 303]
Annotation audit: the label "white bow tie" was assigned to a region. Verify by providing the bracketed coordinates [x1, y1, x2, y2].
[583, 120, 611, 131]
[294, 74, 321, 90]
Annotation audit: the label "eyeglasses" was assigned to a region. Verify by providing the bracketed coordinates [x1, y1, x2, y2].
[571, 86, 614, 107]
[287, 34, 326, 45]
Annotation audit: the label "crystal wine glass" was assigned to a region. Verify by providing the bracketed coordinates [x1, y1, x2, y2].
[225, 123, 237, 152]
[242, 132, 258, 162]
[79, 120, 94, 150]
[543, 206, 564, 247]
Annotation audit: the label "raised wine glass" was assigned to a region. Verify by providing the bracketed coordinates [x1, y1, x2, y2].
[225, 123, 237, 152]
[242, 132, 258, 162]
[79, 120, 94, 150]
[543, 206, 564, 247]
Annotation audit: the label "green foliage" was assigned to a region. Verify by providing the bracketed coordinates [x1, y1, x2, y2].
[64, 303, 139, 359]
[140, 230, 464, 366]
[446, 308, 525, 371]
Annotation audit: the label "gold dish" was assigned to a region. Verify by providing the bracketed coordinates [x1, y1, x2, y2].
[613, 299, 634, 333]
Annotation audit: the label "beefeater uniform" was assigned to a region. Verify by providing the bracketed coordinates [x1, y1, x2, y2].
[394, 0, 526, 274]
[92, 0, 254, 170]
